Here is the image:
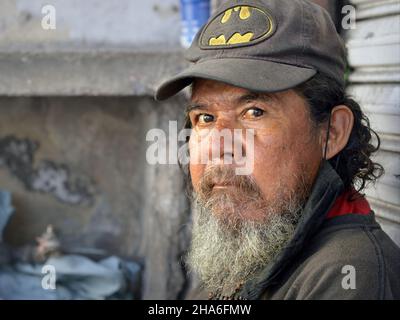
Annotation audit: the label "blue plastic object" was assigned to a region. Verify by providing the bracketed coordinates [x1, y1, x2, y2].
[180, 0, 211, 48]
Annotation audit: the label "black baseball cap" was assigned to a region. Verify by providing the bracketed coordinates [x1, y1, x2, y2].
[155, 0, 346, 101]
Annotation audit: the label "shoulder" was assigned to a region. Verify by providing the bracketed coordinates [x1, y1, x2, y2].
[285, 214, 400, 299]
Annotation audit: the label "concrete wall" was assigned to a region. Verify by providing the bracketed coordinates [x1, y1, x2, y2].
[0, 0, 192, 299]
[0, 95, 191, 299]
[0, 0, 186, 96]
[0, 0, 181, 50]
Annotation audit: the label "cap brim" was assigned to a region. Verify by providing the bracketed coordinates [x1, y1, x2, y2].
[155, 58, 316, 101]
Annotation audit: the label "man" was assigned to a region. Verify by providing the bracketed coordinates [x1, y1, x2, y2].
[155, 0, 400, 299]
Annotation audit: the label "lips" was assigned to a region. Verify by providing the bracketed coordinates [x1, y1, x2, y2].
[200, 166, 258, 197]
[213, 184, 232, 189]
[212, 181, 234, 189]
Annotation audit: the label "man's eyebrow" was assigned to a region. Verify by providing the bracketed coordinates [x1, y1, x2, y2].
[186, 103, 207, 113]
[186, 92, 274, 113]
[236, 92, 274, 105]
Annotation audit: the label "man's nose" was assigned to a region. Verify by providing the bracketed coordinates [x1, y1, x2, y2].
[208, 127, 245, 166]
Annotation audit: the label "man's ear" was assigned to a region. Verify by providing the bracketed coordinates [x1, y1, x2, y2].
[322, 105, 354, 160]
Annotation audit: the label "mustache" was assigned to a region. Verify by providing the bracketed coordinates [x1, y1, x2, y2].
[197, 165, 263, 199]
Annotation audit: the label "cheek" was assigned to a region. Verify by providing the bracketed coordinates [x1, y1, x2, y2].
[189, 163, 204, 193]
[189, 136, 205, 192]
[252, 124, 288, 163]
[251, 134, 290, 195]
[250, 124, 321, 198]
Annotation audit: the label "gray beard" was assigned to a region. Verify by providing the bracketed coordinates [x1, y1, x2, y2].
[186, 190, 305, 296]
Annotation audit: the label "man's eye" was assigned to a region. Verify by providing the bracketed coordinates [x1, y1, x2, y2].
[198, 114, 214, 124]
[244, 107, 265, 118]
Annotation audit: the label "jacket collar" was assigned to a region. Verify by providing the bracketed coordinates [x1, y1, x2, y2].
[326, 187, 371, 219]
[240, 161, 344, 300]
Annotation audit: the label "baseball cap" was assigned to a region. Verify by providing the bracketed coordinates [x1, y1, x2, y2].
[155, 0, 346, 101]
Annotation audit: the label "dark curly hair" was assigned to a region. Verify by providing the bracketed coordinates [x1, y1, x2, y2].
[294, 72, 384, 195]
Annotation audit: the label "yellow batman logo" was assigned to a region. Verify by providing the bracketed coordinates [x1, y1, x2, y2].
[200, 5, 275, 49]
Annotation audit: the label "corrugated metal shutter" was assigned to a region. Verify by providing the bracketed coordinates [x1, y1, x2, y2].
[347, 0, 400, 246]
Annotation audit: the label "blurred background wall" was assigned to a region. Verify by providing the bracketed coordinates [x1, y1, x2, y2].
[0, 0, 398, 299]
[0, 0, 190, 299]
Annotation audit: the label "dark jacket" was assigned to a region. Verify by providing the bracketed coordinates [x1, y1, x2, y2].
[212, 162, 400, 300]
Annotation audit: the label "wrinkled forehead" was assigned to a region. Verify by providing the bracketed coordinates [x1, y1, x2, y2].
[190, 78, 276, 103]
[189, 78, 302, 111]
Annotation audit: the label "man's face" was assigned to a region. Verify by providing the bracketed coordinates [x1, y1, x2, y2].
[188, 79, 323, 223]
[186, 79, 325, 294]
